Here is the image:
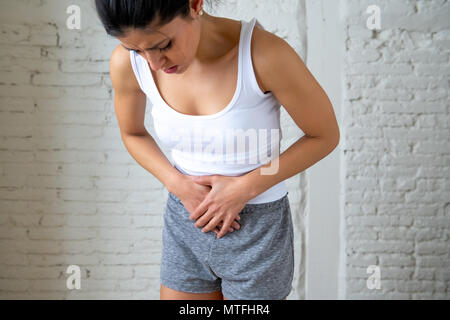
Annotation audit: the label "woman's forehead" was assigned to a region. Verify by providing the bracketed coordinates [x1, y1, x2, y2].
[144, 15, 185, 35]
[123, 16, 183, 39]
[118, 17, 184, 49]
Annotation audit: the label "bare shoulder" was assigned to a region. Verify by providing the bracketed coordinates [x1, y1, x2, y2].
[251, 24, 339, 144]
[251, 25, 306, 95]
[109, 44, 141, 93]
[109, 44, 148, 136]
[250, 25, 286, 94]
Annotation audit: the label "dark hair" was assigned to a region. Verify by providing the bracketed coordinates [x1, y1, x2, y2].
[95, 0, 218, 38]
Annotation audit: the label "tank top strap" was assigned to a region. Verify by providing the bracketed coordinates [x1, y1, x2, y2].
[129, 49, 148, 95]
[239, 17, 274, 100]
[128, 17, 273, 112]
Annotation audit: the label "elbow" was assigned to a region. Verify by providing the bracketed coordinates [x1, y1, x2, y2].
[325, 127, 340, 152]
[334, 127, 340, 148]
[331, 128, 340, 150]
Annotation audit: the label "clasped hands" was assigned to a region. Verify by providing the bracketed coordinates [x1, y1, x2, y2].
[175, 174, 252, 239]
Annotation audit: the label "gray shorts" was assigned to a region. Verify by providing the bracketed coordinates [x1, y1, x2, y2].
[160, 191, 294, 300]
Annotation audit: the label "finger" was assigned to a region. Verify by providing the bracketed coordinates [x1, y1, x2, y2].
[236, 215, 241, 221]
[194, 209, 214, 228]
[216, 226, 229, 239]
[214, 226, 233, 233]
[217, 217, 234, 239]
[201, 216, 222, 233]
[199, 213, 239, 231]
[217, 223, 235, 232]
[216, 221, 232, 228]
[190, 197, 211, 221]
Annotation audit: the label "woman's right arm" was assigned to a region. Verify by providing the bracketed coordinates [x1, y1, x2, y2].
[109, 45, 184, 194]
[109, 45, 240, 233]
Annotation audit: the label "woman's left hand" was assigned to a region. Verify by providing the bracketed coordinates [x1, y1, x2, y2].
[186, 174, 253, 239]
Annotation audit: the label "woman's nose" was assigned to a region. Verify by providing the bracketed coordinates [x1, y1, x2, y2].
[144, 51, 166, 71]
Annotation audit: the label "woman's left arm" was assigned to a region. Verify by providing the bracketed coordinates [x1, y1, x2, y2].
[190, 29, 340, 238]
[240, 29, 340, 200]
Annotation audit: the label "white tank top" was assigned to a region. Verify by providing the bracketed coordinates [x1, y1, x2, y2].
[129, 17, 287, 204]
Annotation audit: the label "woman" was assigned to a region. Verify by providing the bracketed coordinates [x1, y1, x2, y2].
[95, 0, 340, 300]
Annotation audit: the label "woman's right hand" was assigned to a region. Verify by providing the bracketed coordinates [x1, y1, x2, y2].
[171, 175, 241, 233]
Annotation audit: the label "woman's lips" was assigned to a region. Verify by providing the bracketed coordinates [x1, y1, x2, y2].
[164, 65, 178, 73]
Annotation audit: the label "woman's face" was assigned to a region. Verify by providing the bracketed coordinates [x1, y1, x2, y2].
[118, 14, 201, 75]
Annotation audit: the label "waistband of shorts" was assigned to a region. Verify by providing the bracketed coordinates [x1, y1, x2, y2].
[168, 191, 182, 204]
[244, 192, 288, 212]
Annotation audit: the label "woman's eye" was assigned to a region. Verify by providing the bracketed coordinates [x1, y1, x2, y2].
[132, 41, 171, 54]
[159, 41, 172, 52]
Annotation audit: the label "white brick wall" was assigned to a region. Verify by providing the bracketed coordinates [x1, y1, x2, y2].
[341, 0, 449, 299]
[1, 0, 447, 300]
[0, 0, 305, 299]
